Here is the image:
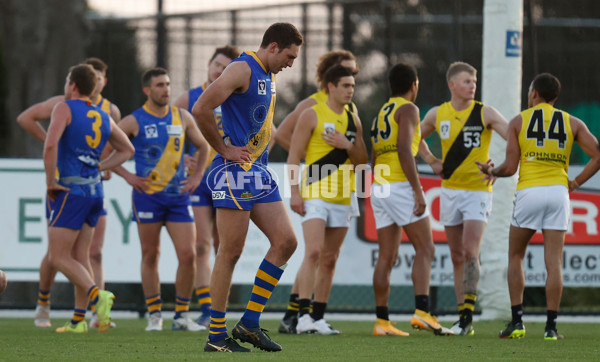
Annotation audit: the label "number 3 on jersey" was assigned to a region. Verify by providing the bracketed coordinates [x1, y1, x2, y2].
[526, 109, 567, 149]
[371, 103, 394, 144]
[85, 110, 103, 148]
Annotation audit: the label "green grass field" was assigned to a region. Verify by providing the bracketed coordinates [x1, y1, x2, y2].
[1, 318, 599, 361]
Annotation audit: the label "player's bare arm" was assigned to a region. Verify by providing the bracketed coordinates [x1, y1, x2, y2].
[99, 117, 134, 172]
[287, 108, 317, 216]
[173, 91, 190, 110]
[483, 105, 509, 140]
[43, 102, 71, 200]
[418, 140, 443, 177]
[112, 114, 149, 193]
[109, 103, 122, 123]
[569, 116, 600, 191]
[192, 61, 252, 162]
[180, 109, 209, 194]
[397, 103, 426, 216]
[17, 95, 65, 142]
[420, 106, 439, 139]
[476, 114, 522, 183]
[275, 97, 317, 151]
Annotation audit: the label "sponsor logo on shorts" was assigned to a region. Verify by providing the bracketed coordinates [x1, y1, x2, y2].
[190, 195, 200, 202]
[212, 191, 226, 200]
[207, 162, 280, 202]
[138, 211, 154, 219]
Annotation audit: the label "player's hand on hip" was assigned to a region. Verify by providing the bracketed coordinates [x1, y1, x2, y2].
[127, 174, 150, 193]
[223, 145, 252, 162]
[46, 181, 70, 202]
[180, 172, 203, 194]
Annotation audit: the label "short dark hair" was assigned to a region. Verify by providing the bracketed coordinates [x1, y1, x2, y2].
[446, 61, 476, 82]
[260, 22, 303, 50]
[316, 50, 358, 90]
[210, 45, 240, 62]
[532, 73, 561, 102]
[324, 64, 355, 92]
[69, 64, 97, 96]
[142, 67, 168, 87]
[388, 63, 418, 96]
[84, 57, 108, 75]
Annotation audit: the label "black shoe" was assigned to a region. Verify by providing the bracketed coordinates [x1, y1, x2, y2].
[278, 314, 298, 334]
[544, 328, 564, 340]
[232, 321, 282, 352]
[204, 337, 252, 352]
[499, 320, 525, 339]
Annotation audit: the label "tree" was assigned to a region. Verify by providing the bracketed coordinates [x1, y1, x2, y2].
[0, 0, 89, 157]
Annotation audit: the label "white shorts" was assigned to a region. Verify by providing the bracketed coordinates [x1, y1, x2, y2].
[440, 188, 492, 226]
[370, 182, 429, 229]
[511, 185, 569, 231]
[302, 194, 359, 228]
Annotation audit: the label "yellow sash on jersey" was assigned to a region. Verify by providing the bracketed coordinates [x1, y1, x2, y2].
[436, 100, 491, 191]
[301, 103, 356, 205]
[517, 103, 572, 190]
[96, 97, 111, 115]
[146, 106, 185, 194]
[372, 96, 420, 184]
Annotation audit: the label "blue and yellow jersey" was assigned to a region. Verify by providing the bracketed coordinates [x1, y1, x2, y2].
[130, 104, 186, 195]
[95, 96, 112, 115]
[220, 51, 274, 171]
[435, 100, 492, 191]
[517, 103, 573, 191]
[372, 97, 420, 184]
[57, 99, 111, 197]
[301, 102, 357, 205]
[186, 83, 224, 172]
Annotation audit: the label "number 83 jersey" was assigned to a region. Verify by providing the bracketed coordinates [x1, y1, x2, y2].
[436, 100, 491, 191]
[517, 102, 572, 191]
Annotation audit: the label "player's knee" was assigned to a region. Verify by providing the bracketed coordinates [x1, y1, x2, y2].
[195, 240, 211, 257]
[320, 253, 340, 272]
[142, 249, 161, 266]
[89, 249, 102, 264]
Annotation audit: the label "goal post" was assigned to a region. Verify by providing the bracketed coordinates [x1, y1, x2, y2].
[479, 0, 523, 320]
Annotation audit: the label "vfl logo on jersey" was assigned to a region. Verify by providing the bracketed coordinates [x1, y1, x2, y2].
[439, 120, 451, 139]
[166, 125, 183, 136]
[258, 80, 267, 95]
[144, 124, 158, 139]
[212, 191, 226, 200]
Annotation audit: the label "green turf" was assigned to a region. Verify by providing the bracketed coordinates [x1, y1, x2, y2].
[1, 318, 599, 360]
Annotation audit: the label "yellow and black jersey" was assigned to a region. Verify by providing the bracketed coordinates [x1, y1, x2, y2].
[436, 100, 492, 191]
[371, 96, 420, 184]
[517, 103, 573, 191]
[302, 102, 357, 204]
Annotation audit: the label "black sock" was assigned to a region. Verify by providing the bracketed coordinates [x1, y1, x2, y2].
[511, 304, 523, 323]
[546, 310, 558, 330]
[311, 302, 327, 321]
[283, 293, 299, 319]
[298, 298, 311, 316]
[415, 295, 429, 313]
[376, 306, 389, 321]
